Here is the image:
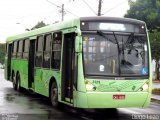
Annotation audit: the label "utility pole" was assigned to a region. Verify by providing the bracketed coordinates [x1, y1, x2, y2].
[98, 0, 102, 16]
[59, 4, 65, 21]
[61, 4, 64, 21]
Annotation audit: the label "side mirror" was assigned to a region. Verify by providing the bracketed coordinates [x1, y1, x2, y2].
[75, 36, 82, 53]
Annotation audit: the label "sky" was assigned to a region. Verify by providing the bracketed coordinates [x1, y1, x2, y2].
[0, 0, 129, 43]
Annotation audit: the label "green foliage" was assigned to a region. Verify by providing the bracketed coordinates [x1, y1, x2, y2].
[149, 30, 160, 60]
[125, 0, 160, 79]
[125, 0, 160, 31]
[0, 43, 6, 64]
[152, 88, 160, 92]
[149, 30, 160, 79]
[31, 21, 47, 30]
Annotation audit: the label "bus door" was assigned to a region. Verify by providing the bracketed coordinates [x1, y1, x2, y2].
[28, 39, 35, 89]
[62, 32, 76, 103]
[7, 43, 12, 80]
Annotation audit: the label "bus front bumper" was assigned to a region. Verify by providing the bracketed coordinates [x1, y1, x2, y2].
[75, 91, 151, 108]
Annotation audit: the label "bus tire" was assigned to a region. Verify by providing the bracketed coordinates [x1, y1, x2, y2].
[50, 81, 59, 108]
[16, 73, 21, 92]
[12, 73, 17, 90]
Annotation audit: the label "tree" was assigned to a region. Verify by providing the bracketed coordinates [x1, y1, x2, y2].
[149, 30, 160, 80]
[125, 0, 160, 80]
[125, 0, 160, 31]
[31, 21, 47, 30]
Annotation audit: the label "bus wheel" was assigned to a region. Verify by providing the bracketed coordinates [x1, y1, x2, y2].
[12, 73, 17, 90]
[16, 74, 21, 92]
[50, 82, 59, 107]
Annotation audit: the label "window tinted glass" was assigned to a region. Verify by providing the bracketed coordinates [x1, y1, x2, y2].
[82, 32, 148, 76]
[23, 39, 29, 59]
[44, 34, 51, 51]
[13, 42, 17, 53]
[24, 39, 29, 52]
[35, 36, 43, 67]
[51, 32, 62, 69]
[18, 41, 23, 52]
[12, 41, 18, 58]
[83, 33, 119, 76]
[43, 34, 52, 68]
[37, 36, 43, 51]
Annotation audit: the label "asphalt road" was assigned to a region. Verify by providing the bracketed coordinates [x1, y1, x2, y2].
[0, 69, 159, 120]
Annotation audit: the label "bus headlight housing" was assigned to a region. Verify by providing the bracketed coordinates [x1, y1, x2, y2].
[140, 82, 149, 91]
[85, 80, 96, 91]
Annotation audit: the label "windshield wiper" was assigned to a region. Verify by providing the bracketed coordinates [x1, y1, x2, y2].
[125, 33, 134, 45]
[97, 30, 116, 44]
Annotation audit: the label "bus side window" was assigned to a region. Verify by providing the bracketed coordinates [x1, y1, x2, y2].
[23, 39, 29, 59]
[43, 34, 51, 68]
[51, 32, 62, 69]
[12, 41, 18, 58]
[35, 36, 43, 67]
[17, 40, 23, 58]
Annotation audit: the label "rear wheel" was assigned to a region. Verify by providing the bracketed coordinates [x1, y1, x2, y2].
[12, 73, 16, 90]
[50, 81, 59, 107]
[16, 73, 21, 92]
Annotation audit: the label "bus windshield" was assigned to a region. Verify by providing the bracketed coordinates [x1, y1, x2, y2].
[82, 32, 148, 77]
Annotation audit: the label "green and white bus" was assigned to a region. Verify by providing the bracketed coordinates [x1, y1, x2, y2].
[5, 17, 152, 108]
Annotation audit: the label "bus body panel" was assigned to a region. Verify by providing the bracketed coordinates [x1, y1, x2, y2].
[76, 91, 150, 108]
[19, 60, 28, 89]
[75, 78, 151, 108]
[143, 93, 151, 107]
[87, 92, 150, 108]
[77, 53, 86, 92]
[75, 91, 88, 108]
[11, 59, 29, 89]
[34, 68, 45, 95]
[34, 69, 61, 97]
[84, 79, 149, 92]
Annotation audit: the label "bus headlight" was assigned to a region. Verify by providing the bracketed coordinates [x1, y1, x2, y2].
[140, 82, 149, 91]
[85, 80, 96, 91]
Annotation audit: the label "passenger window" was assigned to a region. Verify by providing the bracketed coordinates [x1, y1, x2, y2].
[43, 34, 51, 68]
[17, 40, 23, 58]
[37, 36, 43, 51]
[51, 32, 62, 69]
[12, 41, 18, 58]
[24, 39, 29, 52]
[35, 36, 43, 67]
[23, 39, 29, 59]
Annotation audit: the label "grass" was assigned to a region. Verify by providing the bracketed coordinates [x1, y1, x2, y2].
[152, 88, 160, 92]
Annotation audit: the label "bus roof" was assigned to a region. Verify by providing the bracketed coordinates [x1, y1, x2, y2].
[6, 17, 145, 43]
[80, 17, 145, 24]
[6, 18, 80, 42]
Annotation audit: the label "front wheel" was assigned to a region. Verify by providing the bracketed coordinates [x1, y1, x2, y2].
[50, 82, 59, 107]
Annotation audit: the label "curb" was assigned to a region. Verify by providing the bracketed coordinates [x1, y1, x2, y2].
[151, 98, 160, 103]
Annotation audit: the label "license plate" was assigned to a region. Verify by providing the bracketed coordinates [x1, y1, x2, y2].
[113, 95, 125, 100]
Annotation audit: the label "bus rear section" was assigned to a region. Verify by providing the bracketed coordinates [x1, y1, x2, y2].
[74, 17, 152, 108]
